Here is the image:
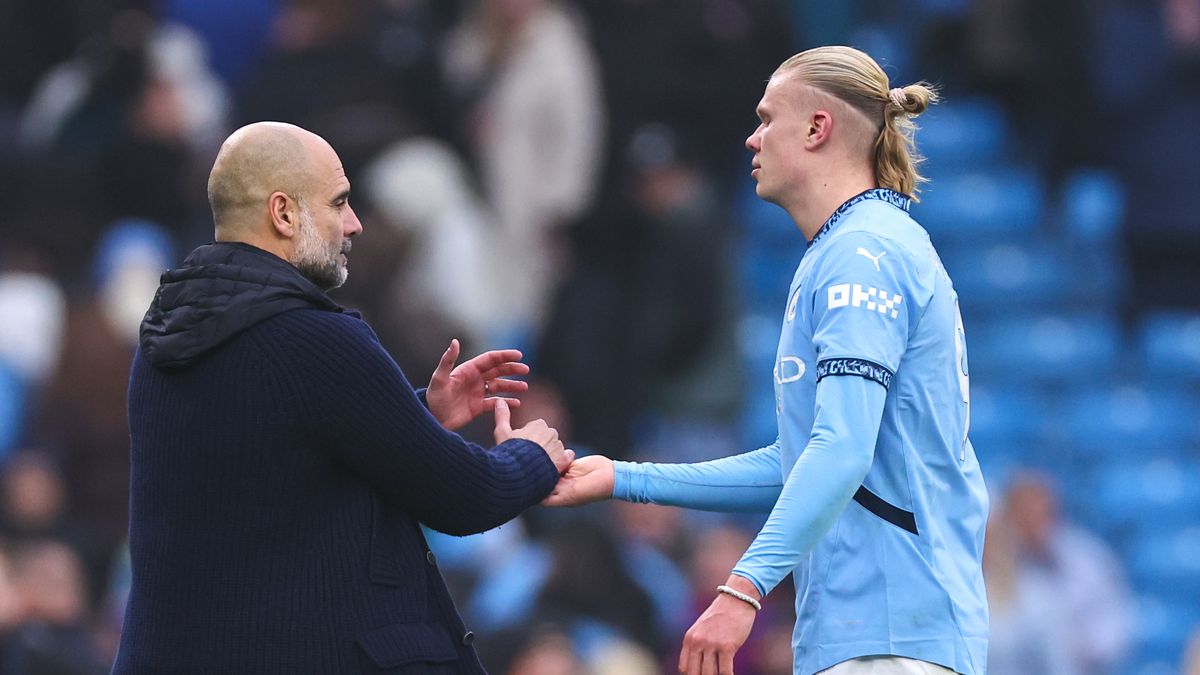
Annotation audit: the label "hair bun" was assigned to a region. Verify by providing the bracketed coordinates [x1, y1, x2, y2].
[892, 83, 938, 116]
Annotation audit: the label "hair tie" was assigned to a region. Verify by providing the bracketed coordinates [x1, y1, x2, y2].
[888, 87, 907, 107]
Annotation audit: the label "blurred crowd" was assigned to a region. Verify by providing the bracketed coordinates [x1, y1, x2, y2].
[0, 0, 1197, 673]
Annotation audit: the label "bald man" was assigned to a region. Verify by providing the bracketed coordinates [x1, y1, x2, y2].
[116, 122, 571, 674]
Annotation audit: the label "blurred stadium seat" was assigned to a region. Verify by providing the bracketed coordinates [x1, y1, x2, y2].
[1063, 385, 1200, 446]
[1138, 312, 1200, 381]
[967, 313, 1121, 384]
[917, 98, 1010, 170]
[916, 165, 1046, 243]
[1059, 169, 1126, 246]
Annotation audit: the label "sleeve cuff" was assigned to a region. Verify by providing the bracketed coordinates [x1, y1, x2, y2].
[415, 388, 430, 410]
[612, 460, 637, 502]
[729, 568, 768, 598]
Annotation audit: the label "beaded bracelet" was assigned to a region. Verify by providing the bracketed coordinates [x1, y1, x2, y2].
[716, 584, 762, 611]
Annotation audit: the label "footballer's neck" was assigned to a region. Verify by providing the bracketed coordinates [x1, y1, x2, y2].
[788, 171, 877, 242]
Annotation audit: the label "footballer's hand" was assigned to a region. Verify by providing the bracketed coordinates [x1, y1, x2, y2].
[679, 575, 759, 675]
[493, 400, 573, 473]
[542, 455, 615, 506]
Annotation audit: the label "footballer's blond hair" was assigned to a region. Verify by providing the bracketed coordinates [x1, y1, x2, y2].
[775, 46, 938, 200]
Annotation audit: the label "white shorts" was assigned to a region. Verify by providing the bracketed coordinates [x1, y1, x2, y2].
[817, 656, 958, 675]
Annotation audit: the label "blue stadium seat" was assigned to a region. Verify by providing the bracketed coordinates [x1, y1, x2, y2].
[736, 176, 796, 245]
[1126, 526, 1200, 600]
[967, 313, 1120, 384]
[915, 165, 1045, 243]
[918, 98, 1009, 170]
[943, 243, 1072, 309]
[1063, 385, 1199, 446]
[847, 24, 914, 84]
[0, 361, 22, 458]
[1094, 460, 1200, 533]
[738, 312, 783, 447]
[969, 385, 1046, 443]
[737, 243, 799, 310]
[1138, 312, 1200, 382]
[1059, 169, 1126, 246]
[1126, 595, 1196, 675]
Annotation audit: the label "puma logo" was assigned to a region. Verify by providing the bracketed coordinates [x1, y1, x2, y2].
[856, 247, 886, 271]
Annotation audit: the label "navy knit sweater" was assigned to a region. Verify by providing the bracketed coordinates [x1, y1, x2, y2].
[114, 243, 558, 674]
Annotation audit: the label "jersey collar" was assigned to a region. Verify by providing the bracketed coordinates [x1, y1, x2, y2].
[809, 188, 912, 247]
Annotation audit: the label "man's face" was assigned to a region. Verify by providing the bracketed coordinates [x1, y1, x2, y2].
[745, 74, 810, 205]
[292, 142, 362, 290]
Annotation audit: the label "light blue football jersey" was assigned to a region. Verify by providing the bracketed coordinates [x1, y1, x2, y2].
[746, 188, 989, 674]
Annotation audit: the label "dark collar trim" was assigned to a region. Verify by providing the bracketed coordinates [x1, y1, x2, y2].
[809, 188, 912, 247]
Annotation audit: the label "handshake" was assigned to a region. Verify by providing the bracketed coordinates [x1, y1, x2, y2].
[491, 399, 613, 508]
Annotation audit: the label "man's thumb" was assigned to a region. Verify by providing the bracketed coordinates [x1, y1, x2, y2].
[493, 398, 512, 443]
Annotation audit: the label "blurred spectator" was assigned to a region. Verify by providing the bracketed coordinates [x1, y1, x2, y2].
[0, 451, 71, 544]
[1091, 0, 1200, 312]
[235, 0, 438, 177]
[0, 271, 66, 389]
[1186, 627, 1200, 675]
[163, 0, 279, 90]
[612, 500, 692, 638]
[498, 624, 586, 675]
[537, 129, 739, 456]
[362, 137, 501, 347]
[985, 472, 1133, 675]
[532, 517, 662, 657]
[443, 0, 605, 345]
[17, 9, 227, 252]
[958, 0, 1099, 179]
[5, 540, 109, 674]
[35, 222, 172, 604]
[577, 0, 792, 190]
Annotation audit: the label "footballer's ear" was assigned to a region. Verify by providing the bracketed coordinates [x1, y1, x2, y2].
[806, 110, 833, 149]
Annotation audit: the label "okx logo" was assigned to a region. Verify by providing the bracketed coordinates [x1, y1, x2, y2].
[828, 283, 903, 319]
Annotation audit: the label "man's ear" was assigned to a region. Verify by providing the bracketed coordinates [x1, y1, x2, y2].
[806, 110, 833, 150]
[269, 192, 297, 238]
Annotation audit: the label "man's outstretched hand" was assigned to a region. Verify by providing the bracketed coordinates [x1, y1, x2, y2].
[542, 455, 615, 506]
[427, 339, 529, 430]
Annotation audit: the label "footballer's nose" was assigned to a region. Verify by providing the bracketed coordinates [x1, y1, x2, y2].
[746, 126, 762, 152]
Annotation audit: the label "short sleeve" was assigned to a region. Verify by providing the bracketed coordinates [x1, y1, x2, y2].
[809, 231, 928, 388]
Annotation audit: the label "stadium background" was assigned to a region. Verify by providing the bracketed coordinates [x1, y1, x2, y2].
[0, 0, 1198, 673]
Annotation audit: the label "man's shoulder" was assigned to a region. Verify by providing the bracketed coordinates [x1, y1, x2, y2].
[247, 308, 383, 363]
[256, 306, 371, 337]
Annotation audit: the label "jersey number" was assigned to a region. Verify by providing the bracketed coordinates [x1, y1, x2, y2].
[954, 299, 970, 460]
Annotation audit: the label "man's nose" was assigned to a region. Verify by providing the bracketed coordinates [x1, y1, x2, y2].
[745, 129, 759, 152]
[345, 205, 363, 236]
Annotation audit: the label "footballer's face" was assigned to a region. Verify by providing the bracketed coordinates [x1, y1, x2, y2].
[746, 74, 811, 206]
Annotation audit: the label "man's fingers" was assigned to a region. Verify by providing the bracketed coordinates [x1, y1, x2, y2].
[492, 399, 512, 443]
[435, 339, 460, 377]
[719, 649, 734, 675]
[685, 645, 702, 675]
[469, 349, 524, 372]
[485, 378, 529, 394]
[479, 362, 531, 380]
[552, 446, 573, 473]
[484, 397, 522, 410]
[702, 650, 719, 675]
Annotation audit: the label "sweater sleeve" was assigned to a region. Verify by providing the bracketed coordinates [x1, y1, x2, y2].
[260, 310, 559, 536]
[611, 441, 783, 513]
